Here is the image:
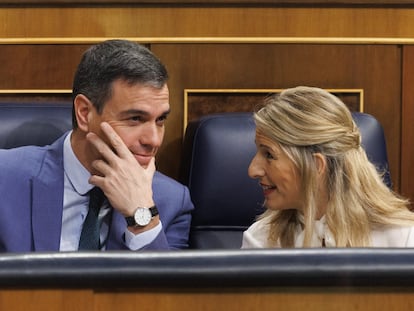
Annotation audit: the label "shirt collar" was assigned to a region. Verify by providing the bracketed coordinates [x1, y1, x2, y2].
[63, 131, 94, 196]
[294, 214, 334, 247]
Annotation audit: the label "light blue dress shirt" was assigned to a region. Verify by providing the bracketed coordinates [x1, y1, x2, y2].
[59, 132, 162, 251]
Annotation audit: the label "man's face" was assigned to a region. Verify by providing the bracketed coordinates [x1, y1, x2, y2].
[88, 79, 170, 168]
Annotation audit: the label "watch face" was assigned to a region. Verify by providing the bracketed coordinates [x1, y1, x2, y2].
[134, 207, 152, 226]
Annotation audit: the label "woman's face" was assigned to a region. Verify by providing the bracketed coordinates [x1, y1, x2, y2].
[248, 131, 304, 212]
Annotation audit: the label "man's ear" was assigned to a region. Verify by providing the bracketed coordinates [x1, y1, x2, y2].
[73, 94, 93, 132]
[313, 152, 327, 176]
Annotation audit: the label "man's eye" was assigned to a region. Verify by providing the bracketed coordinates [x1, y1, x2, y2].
[131, 116, 143, 122]
[156, 115, 168, 125]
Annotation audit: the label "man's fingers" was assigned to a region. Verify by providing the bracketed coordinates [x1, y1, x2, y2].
[145, 156, 156, 175]
[87, 131, 112, 155]
[100, 122, 131, 159]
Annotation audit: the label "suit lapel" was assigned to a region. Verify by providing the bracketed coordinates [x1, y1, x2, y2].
[31, 178, 63, 251]
[31, 136, 66, 251]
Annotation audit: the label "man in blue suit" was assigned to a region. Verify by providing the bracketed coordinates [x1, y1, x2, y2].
[0, 39, 193, 252]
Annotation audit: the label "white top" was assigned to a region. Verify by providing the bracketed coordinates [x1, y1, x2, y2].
[242, 216, 414, 248]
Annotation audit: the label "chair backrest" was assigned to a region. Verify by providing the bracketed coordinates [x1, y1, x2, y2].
[180, 113, 264, 249]
[180, 111, 391, 249]
[352, 112, 391, 188]
[0, 102, 73, 149]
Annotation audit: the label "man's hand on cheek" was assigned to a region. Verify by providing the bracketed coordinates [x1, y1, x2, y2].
[86, 122, 156, 217]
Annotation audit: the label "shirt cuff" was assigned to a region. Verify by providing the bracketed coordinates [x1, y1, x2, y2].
[124, 222, 163, 250]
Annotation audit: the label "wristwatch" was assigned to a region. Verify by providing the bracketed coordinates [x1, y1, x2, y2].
[125, 206, 159, 227]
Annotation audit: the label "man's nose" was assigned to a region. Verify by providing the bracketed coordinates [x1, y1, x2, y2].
[140, 123, 163, 148]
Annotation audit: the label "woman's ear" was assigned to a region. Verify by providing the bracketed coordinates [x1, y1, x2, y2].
[73, 94, 93, 132]
[313, 152, 327, 176]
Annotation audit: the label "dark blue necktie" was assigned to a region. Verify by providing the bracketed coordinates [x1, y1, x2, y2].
[78, 187, 105, 250]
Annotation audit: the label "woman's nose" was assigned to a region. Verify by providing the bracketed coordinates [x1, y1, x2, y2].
[248, 154, 264, 179]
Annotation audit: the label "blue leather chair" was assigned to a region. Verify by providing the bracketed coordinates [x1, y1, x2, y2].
[180, 113, 264, 249]
[180, 112, 391, 249]
[352, 112, 391, 188]
[0, 102, 72, 149]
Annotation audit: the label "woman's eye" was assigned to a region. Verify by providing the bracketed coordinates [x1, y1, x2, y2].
[265, 151, 275, 160]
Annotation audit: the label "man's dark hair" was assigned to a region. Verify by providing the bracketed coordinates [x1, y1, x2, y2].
[71, 39, 169, 128]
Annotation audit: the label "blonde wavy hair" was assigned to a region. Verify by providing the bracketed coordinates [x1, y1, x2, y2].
[254, 86, 414, 247]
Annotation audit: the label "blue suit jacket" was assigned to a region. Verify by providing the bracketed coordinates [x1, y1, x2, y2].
[0, 134, 193, 252]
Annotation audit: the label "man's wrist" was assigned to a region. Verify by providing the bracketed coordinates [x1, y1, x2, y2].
[127, 215, 160, 234]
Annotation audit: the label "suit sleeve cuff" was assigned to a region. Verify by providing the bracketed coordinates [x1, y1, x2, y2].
[124, 222, 163, 250]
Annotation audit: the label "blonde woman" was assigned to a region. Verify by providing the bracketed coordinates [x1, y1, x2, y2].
[242, 86, 414, 248]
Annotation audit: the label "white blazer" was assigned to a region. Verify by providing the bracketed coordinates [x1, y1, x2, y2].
[242, 216, 414, 248]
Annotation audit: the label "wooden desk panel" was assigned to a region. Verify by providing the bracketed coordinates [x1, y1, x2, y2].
[1, 288, 413, 311]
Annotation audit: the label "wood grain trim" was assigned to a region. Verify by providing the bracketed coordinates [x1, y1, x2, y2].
[183, 88, 363, 131]
[1, 0, 414, 5]
[3, 37, 414, 45]
[401, 46, 414, 203]
[0, 89, 72, 94]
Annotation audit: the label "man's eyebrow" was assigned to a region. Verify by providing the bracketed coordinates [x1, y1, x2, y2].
[160, 108, 171, 117]
[119, 108, 171, 118]
[119, 109, 147, 118]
